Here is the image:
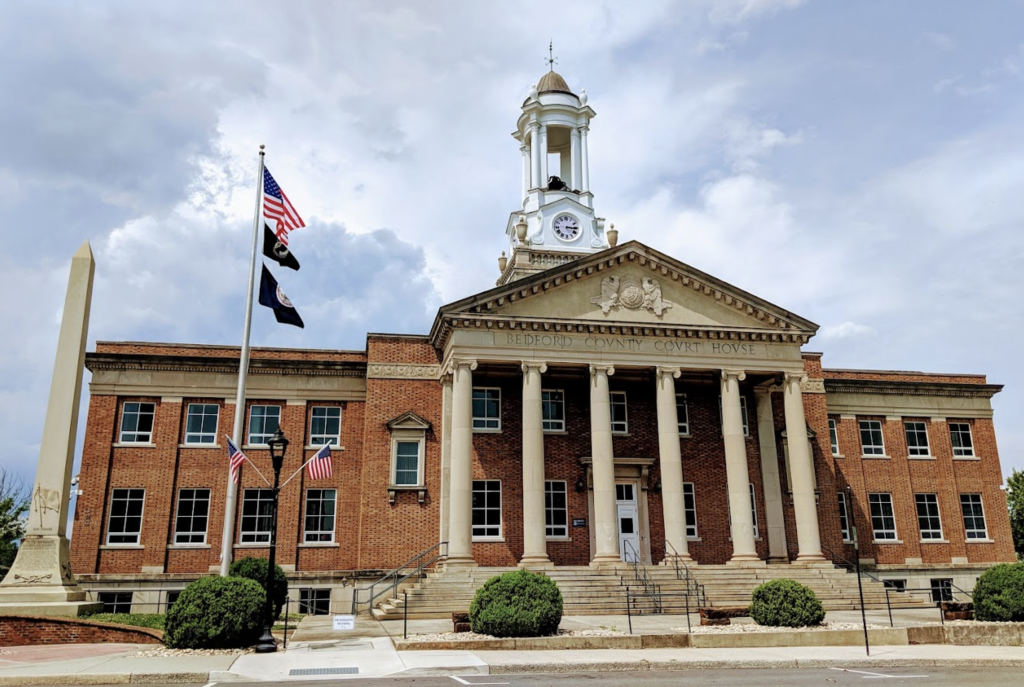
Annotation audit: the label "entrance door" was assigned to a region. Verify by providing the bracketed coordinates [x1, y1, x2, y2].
[616, 483, 640, 562]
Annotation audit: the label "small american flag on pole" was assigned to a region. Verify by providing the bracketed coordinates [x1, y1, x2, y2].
[227, 437, 247, 485]
[263, 167, 305, 245]
[306, 444, 333, 481]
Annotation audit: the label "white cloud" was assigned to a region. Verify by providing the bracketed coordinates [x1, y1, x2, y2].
[819, 322, 878, 340]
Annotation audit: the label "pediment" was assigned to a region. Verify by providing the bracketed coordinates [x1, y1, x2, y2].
[386, 411, 432, 432]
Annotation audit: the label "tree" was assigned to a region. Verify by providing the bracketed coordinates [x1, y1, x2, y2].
[0, 468, 29, 572]
[1007, 470, 1024, 560]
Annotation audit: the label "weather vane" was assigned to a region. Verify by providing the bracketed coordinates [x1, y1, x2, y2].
[546, 40, 558, 71]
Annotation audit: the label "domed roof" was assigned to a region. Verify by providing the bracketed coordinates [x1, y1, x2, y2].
[537, 70, 574, 95]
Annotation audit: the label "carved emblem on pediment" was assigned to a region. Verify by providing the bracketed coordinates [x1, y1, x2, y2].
[591, 275, 673, 317]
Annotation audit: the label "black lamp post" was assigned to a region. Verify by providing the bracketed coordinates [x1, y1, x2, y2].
[255, 428, 289, 654]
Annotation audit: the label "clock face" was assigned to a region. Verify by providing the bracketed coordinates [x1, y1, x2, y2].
[553, 214, 580, 241]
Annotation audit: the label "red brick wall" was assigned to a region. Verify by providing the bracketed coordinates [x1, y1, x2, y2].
[0, 616, 162, 647]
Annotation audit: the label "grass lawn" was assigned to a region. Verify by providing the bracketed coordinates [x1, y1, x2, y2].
[85, 613, 165, 630]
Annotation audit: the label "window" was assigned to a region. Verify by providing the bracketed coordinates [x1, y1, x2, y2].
[542, 390, 565, 432]
[310, 406, 341, 446]
[960, 494, 988, 539]
[837, 492, 851, 542]
[299, 588, 331, 615]
[545, 481, 568, 538]
[166, 590, 181, 610]
[749, 483, 759, 539]
[676, 394, 689, 435]
[949, 423, 975, 457]
[859, 420, 885, 456]
[610, 391, 627, 434]
[240, 488, 275, 543]
[184, 403, 218, 444]
[304, 489, 336, 543]
[904, 421, 930, 457]
[472, 388, 501, 430]
[616, 483, 635, 501]
[392, 440, 422, 486]
[931, 578, 953, 603]
[868, 493, 897, 541]
[915, 494, 943, 540]
[828, 418, 840, 456]
[718, 396, 749, 436]
[97, 591, 133, 614]
[248, 405, 281, 445]
[472, 480, 501, 538]
[119, 402, 155, 443]
[884, 579, 907, 593]
[683, 483, 697, 538]
[107, 488, 145, 545]
[173, 488, 210, 544]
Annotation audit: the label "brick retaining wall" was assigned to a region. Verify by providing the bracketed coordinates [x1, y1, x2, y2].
[0, 615, 163, 647]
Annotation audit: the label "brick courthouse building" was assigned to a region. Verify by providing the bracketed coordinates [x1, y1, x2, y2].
[70, 70, 1014, 614]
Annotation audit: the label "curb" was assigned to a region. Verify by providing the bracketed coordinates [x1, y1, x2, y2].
[0, 673, 211, 685]
[487, 657, 1024, 674]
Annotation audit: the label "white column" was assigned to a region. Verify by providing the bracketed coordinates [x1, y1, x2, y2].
[439, 374, 453, 548]
[580, 125, 590, 193]
[530, 123, 541, 190]
[590, 364, 619, 566]
[520, 362, 551, 568]
[520, 144, 529, 200]
[446, 358, 478, 567]
[540, 124, 549, 187]
[570, 128, 581, 191]
[656, 367, 692, 563]
[722, 369, 759, 563]
[754, 386, 788, 561]
[784, 372, 825, 562]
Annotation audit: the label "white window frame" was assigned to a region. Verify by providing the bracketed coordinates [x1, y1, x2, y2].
[828, 418, 840, 456]
[610, 391, 628, 434]
[545, 480, 568, 538]
[859, 419, 886, 456]
[173, 488, 210, 545]
[683, 482, 697, 538]
[868, 492, 898, 541]
[247, 405, 281, 445]
[472, 480, 502, 539]
[119, 401, 156, 444]
[304, 488, 337, 543]
[749, 483, 759, 539]
[837, 491, 852, 542]
[472, 387, 501, 431]
[542, 390, 565, 432]
[949, 423, 975, 457]
[107, 488, 145, 545]
[309, 406, 341, 446]
[960, 493, 988, 539]
[718, 395, 750, 436]
[298, 588, 332, 615]
[390, 435, 424, 487]
[904, 421, 931, 457]
[239, 488, 275, 543]
[676, 393, 689, 436]
[915, 493, 943, 540]
[184, 403, 219, 445]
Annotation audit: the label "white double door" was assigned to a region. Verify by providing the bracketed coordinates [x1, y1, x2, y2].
[615, 482, 640, 563]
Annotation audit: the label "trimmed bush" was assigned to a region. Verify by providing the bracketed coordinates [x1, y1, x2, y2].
[469, 569, 563, 638]
[973, 563, 1024, 622]
[163, 576, 265, 649]
[750, 579, 825, 628]
[230, 557, 289, 620]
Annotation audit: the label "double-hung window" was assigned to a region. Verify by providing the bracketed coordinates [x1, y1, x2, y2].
[472, 480, 501, 538]
[960, 494, 988, 539]
[859, 420, 885, 456]
[676, 394, 689, 435]
[472, 388, 500, 430]
[718, 396, 749, 436]
[310, 406, 341, 446]
[683, 482, 697, 538]
[107, 488, 145, 545]
[868, 493, 897, 541]
[542, 390, 565, 432]
[949, 423, 975, 457]
[610, 391, 628, 434]
[120, 402, 155, 443]
[240, 488, 275, 543]
[304, 489, 337, 543]
[915, 493, 943, 540]
[837, 492, 852, 541]
[173, 488, 210, 544]
[904, 421, 930, 457]
[545, 481, 568, 538]
[392, 440, 422, 486]
[828, 418, 840, 456]
[248, 405, 281, 445]
[184, 404, 218, 444]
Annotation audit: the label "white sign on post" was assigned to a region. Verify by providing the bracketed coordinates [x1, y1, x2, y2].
[333, 614, 355, 631]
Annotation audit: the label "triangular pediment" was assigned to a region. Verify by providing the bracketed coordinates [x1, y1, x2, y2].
[386, 411, 432, 432]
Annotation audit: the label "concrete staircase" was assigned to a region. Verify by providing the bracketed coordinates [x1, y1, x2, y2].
[370, 562, 926, 620]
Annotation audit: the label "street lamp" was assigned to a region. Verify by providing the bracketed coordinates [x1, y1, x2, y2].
[255, 428, 289, 654]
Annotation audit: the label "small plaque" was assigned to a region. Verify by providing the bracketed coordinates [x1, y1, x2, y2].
[572, 518, 586, 527]
[332, 614, 355, 631]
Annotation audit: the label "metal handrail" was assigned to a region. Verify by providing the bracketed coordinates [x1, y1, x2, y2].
[622, 540, 661, 613]
[350, 541, 448, 614]
[664, 540, 705, 606]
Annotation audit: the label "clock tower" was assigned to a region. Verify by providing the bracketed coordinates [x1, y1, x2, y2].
[497, 63, 610, 285]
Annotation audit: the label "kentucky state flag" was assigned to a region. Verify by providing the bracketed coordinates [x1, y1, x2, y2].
[258, 264, 304, 328]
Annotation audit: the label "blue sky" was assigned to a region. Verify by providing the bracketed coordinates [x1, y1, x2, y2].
[3, 0, 1023, 499]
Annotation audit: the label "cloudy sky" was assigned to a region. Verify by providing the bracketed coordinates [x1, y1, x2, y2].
[3, 0, 1023, 500]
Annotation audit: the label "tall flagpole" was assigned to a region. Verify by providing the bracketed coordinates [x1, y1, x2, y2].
[220, 145, 266, 576]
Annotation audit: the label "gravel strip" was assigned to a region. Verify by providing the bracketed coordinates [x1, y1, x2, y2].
[674, 622, 888, 634]
[130, 646, 253, 657]
[406, 628, 626, 642]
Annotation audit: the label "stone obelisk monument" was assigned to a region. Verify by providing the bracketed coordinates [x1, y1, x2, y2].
[0, 241, 102, 615]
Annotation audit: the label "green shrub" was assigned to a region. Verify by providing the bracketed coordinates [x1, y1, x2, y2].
[230, 557, 289, 619]
[469, 569, 563, 638]
[86, 613, 165, 630]
[973, 563, 1024, 622]
[163, 576, 266, 649]
[750, 579, 825, 628]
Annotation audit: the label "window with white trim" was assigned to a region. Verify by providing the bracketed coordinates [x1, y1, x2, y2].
[749, 483, 759, 539]
[240, 488, 274, 543]
[304, 489, 336, 543]
[309, 406, 341, 446]
[119, 402, 155, 443]
[173, 488, 210, 544]
[718, 395, 749, 436]
[184, 404, 218, 444]
[299, 588, 331, 615]
[949, 423, 975, 457]
[904, 421, 930, 457]
[828, 418, 840, 456]
[859, 420, 885, 456]
[545, 481, 568, 538]
[837, 491, 851, 541]
[98, 592, 133, 613]
[960, 494, 988, 539]
[931, 578, 953, 603]
[683, 482, 697, 538]
[610, 391, 627, 434]
[676, 393, 689, 435]
[248, 405, 281, 445]
[542, 390, 564, 432]
[868, 493, 897, 541]
[392, 440, 422, 486]
[107, 488, 145, 545]
[915, 493, 943, 540]
[472, 480, 501, 538]
[472, 388, 501, 430]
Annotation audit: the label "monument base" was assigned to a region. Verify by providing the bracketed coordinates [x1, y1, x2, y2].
[0, 535, 101, 616]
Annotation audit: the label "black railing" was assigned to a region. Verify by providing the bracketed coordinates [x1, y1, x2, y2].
[622, 540, 661, 614]
[350, 541, 448, 615]
[664, 540, 706, 607]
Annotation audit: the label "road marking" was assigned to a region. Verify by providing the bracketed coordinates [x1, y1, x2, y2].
[830, 667, 928, 679]
[450, 676, 510, 685]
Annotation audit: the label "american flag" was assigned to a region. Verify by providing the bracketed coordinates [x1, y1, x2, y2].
[263, 167, 305, 245]
[306, 444, 333, 481]
[227, 437, 247, 485]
